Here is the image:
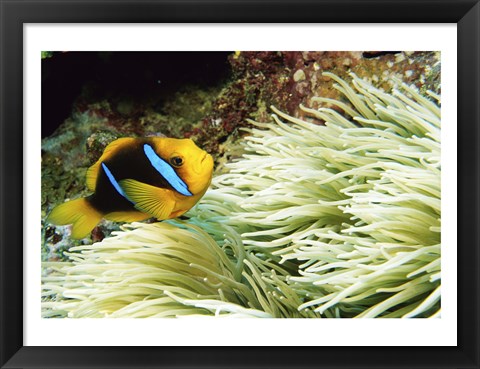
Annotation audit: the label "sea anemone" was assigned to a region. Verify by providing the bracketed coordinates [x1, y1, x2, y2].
[43, 221, 313, 318]
[42, 72, 441, 318]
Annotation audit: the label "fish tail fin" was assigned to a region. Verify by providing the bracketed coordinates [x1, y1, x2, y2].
[46, 198, 103, 239]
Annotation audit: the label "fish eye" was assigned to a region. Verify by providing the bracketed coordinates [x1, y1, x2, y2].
[170, 156, 184, 167]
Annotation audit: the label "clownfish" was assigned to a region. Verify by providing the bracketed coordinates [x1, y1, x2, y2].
[47, 137, 214, 239]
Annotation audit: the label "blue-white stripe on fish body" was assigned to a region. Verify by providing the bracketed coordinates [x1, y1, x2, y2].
[143, 144, 193, 197]
[101, 162, 135, 204]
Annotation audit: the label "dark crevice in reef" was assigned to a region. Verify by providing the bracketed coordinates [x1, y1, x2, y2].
[41, 51, 232, 138]
[362, 51, 401, 58]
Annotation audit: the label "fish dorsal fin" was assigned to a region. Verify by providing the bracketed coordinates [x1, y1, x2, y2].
[119, 179, 176, 220]
[86, 162, 101, 191]
[86, 138, 136, 191]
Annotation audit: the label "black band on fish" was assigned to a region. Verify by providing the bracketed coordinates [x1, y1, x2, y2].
[143, 144, 193, 196]
[101, 162, 135, 204]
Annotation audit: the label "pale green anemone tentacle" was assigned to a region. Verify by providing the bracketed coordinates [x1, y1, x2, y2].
[42, 71, 441, 318]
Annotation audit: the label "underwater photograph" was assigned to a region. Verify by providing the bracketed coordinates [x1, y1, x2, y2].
[41, 51, 441, 318]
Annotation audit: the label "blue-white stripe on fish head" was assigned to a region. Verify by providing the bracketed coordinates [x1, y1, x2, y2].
[143, 144, 193, 197]
[101, 162, 135, 204]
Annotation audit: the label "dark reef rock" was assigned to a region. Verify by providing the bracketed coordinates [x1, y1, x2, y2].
[184, 51, 440, 161]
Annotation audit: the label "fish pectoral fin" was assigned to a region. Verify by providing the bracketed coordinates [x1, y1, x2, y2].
[119, 179, 175, 220]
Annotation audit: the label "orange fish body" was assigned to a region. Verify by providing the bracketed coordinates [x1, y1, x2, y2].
[47, 137, 214, 239]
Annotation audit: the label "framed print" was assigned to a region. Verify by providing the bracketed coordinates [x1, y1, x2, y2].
[1, 0, 479, 368]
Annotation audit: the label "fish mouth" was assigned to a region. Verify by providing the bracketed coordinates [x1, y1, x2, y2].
[193, 152, 210, 174]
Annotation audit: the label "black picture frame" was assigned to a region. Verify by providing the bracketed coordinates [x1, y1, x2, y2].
[1, 0, 479, 368]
